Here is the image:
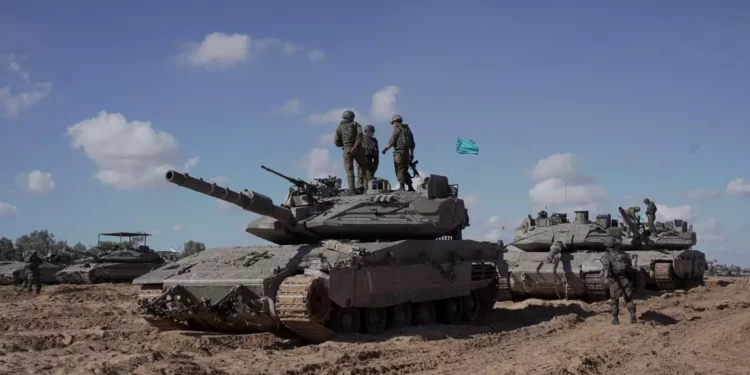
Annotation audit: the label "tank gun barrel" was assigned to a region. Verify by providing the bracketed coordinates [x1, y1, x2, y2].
[165, 170, 296, 225]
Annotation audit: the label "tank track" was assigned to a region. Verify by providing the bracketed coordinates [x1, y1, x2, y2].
[275, 275, 334, 343]
[654, 262, 678, 290]
[495, 274, 512, 302]
[584, 273, 608, 302]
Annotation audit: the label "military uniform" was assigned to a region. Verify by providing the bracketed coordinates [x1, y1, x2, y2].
[643, 198, 657, 232]
[601, 237, 636, 324]
[22, 252, 43, 294]
[357, 124, 379, 189]
[334, 110, 373, 192]
[381, 114, 415, 191]
[625, 206, 640, 236]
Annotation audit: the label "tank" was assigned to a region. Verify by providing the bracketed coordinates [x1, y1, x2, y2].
[0, 260, 66, 285]
[56, 232, 165, 284]
[135, 166, 504, 343]
[502, 207, 706, 302]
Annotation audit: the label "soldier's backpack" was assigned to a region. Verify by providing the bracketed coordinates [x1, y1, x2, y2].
[397, 124, 414, 149]
[362, 137, 379, 158]
[609, 251, 632, 276]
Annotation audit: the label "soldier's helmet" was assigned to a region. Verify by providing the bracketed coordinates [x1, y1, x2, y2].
[643, 198, 651, 204]
[603, 237, 617, 248]
[390, 114, 403, 124]
[342, 110, 355, 120]
[634, 206, 640, 212]
[364, 124, 375, 133]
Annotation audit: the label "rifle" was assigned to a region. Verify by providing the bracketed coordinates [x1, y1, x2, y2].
[409, 160, 421, 179]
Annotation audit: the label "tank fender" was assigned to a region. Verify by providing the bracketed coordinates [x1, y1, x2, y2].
[581, 259, 604, 274]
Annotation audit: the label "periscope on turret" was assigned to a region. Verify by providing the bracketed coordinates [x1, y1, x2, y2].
[501, 209, 706, 302]
[134, 167, 506, 343]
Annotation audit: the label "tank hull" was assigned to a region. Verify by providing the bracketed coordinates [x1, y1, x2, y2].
[57, 262, 163, 284]
[135, 240, 503, 342]
[0, 261, 65, 285]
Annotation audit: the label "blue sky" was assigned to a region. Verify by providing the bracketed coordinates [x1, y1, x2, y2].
[1, 1, 749, 264]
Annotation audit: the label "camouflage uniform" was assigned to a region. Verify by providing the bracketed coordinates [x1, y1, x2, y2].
[381, 114, 416, 191]
[22, 252, 43, 294]
[601, 237, 636, 324]
[357, 124, 379, 189]
[625, 206, 640, 235]
[334, 110, 372, 192]
[643, 198, 657, 232]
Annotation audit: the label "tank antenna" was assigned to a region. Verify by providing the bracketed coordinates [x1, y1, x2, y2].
[564, 153, 569, 214]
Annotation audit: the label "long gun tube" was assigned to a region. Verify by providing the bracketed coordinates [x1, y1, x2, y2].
[165, 170, 296, 226]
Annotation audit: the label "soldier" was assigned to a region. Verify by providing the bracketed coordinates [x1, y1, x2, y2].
[601, 237, 637, 325]
[643, 198, 657, 232]
[624, 206, 640, 236]
[22, 252, 43, 294]
[357, 124, 379, 189]
[334, 110, 372, 193]
[381, 114, 416, 191]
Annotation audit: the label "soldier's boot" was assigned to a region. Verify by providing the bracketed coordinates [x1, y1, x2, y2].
[627, 302, 636, 323]
[396, 184, 405, 191]
[611, 315, 619, 325]
[406, 183, 415, 192]
[610, 301, 619, 325]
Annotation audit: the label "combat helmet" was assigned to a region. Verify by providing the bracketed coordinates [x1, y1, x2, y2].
[390, 114, 403, 124]
[643, 198, 651, 204]
[342, 110, 355, 121]
[603, 237, 618, 248]
[364, 124, 375, 133]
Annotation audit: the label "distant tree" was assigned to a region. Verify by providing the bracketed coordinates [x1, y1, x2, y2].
[72, 242, 88, 254]
[0, 237, 17, 261]
[14, 230, 66, 257]
[181, 240, 206, 258]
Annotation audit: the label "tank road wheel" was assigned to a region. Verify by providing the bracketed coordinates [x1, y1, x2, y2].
[654, 263, 677, 290]
[388, 303, 412, 329]
[438, 298, 464, 325]
[363, 308, 388, 334]
[276, 275, 335, 343]
[412, 301, 437, 326]
[332, 307, 361, 334]
[462, 291, 482, 321]
[584, 273, 608, 302]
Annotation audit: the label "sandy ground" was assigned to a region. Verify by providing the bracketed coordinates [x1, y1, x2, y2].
[1, 277, 749, 375]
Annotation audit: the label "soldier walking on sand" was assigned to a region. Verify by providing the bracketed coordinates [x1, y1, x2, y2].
[334, 110, 373, 193]
[381, 114, 415, 191]
[602, 237, 637, 325]
[643, 198, 657, 232]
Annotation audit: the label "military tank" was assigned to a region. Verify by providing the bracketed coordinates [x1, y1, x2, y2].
[135, 166, 504, 343]
[56, 232, 165, 284]
[0, 260, 66, 285]
[503, 208, 706, 302]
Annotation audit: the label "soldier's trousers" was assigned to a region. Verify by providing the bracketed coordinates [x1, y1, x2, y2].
[24, 269, 41, 294]
[343, 145, 372, 190]
[392, 149, 410, 186]
[357, 156, 378, 190]
[647, 214, 656, 232]
[609, 276, 635, 316]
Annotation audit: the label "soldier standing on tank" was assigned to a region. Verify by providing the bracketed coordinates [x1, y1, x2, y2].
[601, 237, 637, 325]
[381, 114, 416, 191]
[643, 198, 657, 232]
[22, 252, 43, 294]
[357, 124, 379, 190]
[624, 206, 641, 236]
[334, 110, 372, 193]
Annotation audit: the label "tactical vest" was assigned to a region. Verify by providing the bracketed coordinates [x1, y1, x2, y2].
[646, 203, 656, 215]
[608, 251, 632, 276]
[362, 137, 378, 157]
[338, 121, 359, 146]
[396, 124, 414, 150]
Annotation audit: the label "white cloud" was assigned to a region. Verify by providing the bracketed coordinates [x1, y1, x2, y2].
[0, 55, 52, 118]
[726, 178, 750, 197]
[463, 194, 480, 207]
[527, 153, 606, 214]
[655, 203, 694, 222]
[308, 49, 325, 62]
[184, 32, 250, 69]
[172, 225, 183, 233]
[181, 32, 324, 69]
[371, 86, 400, 121]
[0, 202, 18, 216]
[306, 107, 355, 125]
[298, 148, 339, 180]
[685, 188, 723, 200]
[67, 111, 198, 190]
[694, 219, 724, 241]
[317, 133, 335, 145]
[275, 98, 301, 115]
[17, 170, 56, 193]
[282, 41, 304, 56]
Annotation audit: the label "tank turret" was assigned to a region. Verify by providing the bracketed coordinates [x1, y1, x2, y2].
[165, 167, 469, 244]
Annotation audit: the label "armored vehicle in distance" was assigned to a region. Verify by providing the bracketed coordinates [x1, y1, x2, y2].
[135, 167, 504, 343]
[504, 209, 705, 302]
[0, 260, 66, 285]
[56, 232, 165, 284]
